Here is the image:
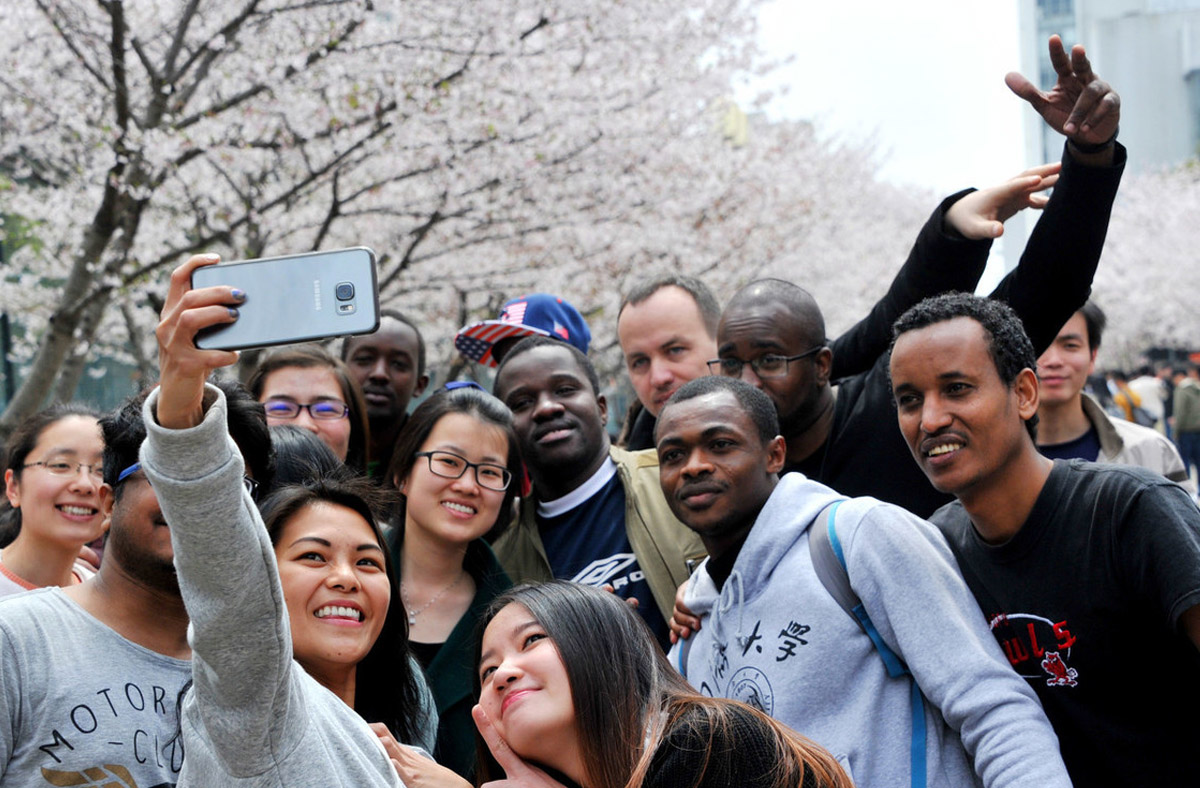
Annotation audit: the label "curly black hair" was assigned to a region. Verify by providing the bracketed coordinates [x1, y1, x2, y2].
[890, 292, 1038, 439]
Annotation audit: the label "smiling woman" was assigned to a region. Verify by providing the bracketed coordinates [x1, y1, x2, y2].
[383, 386, 520, 781]
[0, 404, 106, 598]
[259, 475, 434, 748]
[140, 253, 433, 787]
[474, 582, 852, 788]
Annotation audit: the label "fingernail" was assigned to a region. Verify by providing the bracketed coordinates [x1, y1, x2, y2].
[228, 307, 239, 318]
[201, 253, 220, 262]
[231, 289, 246, 300]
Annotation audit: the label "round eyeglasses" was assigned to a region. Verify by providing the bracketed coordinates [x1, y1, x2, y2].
[263, 399, 349, 420]
[414, 450, 512, 492]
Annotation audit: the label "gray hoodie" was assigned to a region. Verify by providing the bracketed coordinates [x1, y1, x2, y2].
[142, 386, 434, 786]
[669, 473, 1070, 788]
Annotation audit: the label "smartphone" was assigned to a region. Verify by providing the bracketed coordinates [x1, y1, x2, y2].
[191, 247, 381, 351]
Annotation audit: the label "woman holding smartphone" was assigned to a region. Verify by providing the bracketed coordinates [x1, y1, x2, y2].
[143, 254, 432, 785]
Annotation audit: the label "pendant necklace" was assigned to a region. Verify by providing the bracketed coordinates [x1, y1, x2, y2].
[402, 570, 466, 627]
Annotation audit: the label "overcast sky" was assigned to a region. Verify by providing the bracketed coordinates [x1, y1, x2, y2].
[747, 0, 1028, 197]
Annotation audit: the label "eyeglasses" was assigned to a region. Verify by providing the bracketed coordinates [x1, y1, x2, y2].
[263, 399, 349, 420]
[414, 451, 512, 492]
[707, 345, 826, 379]
[116, 461, 261, 502]
[23, 459, 103, 482]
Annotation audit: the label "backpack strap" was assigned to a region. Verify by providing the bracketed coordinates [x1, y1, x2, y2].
[810, 500, 928, 788]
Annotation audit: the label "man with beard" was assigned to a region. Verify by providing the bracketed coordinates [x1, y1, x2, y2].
[0, 382, 272, 787]
[659, 376, 1071, 788]
[342, 310, 430, 478]
[491, 336, 704, 648]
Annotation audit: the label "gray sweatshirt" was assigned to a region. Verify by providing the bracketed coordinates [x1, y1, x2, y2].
[669, 473, 1071, 788]
[141, 386, 433, 787]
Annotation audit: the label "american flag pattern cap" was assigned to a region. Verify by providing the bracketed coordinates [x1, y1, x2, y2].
[454, 293, 592, 366]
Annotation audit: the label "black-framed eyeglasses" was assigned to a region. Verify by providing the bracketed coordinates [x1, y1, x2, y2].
[263, 399, 349, 420]
[414, 451, 512, 492]
[707, 344, 826, 379]
[116, 461, 260, 501]
[23, 459, 103, 482]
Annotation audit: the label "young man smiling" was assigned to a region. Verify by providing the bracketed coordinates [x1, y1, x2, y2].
[889, 292, 1200, 787]
[1036, 302, 1190, 489]
[491, 336, 703, 648]
[659, 375, 1071, 788]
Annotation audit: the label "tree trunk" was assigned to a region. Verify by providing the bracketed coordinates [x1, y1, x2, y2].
[52, 291, 113, 403]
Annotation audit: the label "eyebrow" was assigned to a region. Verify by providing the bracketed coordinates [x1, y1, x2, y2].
[287, 536, 383, 553]
[659, 424, 732, 447]
[37, 448, 86, 458]
[431, 444, 506, 464]
[479, 619, 540, 665]
[718, 340, 787, 355]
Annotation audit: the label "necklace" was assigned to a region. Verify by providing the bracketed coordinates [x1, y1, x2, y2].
[402, 570, 466, 627]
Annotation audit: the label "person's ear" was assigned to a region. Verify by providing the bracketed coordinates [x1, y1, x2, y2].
[765, 435, 787, 474]
[4, 468, 19, 510]
[414, 374, 430, 397]
[596, 393, 608, 425]
[1015, 367, 1040, 422]
[97, 484, 115, 534]
[1087, 348, 1098, 376]
[813, 347, 834, 387]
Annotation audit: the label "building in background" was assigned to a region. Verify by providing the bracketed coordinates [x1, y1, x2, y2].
[1019, 0, 1200, 173]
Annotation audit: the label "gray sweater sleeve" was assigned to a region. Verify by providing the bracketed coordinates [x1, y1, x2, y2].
[141, 386, 300, 772]
[842, 502, 1072, 788]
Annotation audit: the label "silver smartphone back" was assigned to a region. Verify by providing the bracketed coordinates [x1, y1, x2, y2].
[191, 247, 381, 351]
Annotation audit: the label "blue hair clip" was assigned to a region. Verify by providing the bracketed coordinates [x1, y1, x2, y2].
[116, 461, 141, 483]
[443, 381, 485, 392]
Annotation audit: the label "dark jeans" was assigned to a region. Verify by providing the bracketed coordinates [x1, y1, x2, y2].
[1177, 430, 1200, 482]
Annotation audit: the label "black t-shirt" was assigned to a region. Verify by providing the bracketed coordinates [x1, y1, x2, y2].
[930, 460, 1200, 787]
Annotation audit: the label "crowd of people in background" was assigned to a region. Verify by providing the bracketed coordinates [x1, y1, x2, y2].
[1, 35, 1198, 788]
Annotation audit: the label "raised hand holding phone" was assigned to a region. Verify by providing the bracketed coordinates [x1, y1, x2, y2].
[190, 246, 380, 351]
[155, 254, 245, 430]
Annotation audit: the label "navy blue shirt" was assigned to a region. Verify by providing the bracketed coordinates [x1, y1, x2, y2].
[538, 463, 670, 648]
[1038, 426, 1102, 462]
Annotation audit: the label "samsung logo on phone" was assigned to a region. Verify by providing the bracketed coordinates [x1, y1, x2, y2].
[313, 279, 322, 311]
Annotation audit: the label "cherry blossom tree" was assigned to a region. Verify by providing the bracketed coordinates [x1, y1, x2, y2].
[1, 0, 932, 434]
[1089, 161, 1200, 368]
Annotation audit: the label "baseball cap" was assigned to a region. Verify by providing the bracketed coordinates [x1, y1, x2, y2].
[454, 293, 591, 366]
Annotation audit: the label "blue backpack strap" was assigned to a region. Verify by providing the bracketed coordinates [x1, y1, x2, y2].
[811, 500, 928, 788]
[674, 630, 692, 678]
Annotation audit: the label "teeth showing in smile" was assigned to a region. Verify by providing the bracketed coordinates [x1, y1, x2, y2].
[927, 443, 962, 457]
[443, 502, 476, 515]
[315, 605, 363, 622]
[58, 505, 97, 516]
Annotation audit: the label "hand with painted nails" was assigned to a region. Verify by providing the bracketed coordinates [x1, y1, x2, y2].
[1005, 35, 1120, 151]
[154, 254, 245, 429]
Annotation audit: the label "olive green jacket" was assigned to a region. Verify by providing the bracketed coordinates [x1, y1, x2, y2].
[492, 446, 707, 620]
